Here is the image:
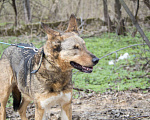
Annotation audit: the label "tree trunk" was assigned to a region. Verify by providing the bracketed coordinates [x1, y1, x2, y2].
[103, 0, 108, 25]
[23, 0, 31, 24]
[115, 0, 121, 20]
[103, 0, 113, 32]
[131, 0, 139, 37]
[115, 0, 126, 35]
[144, 0, 150, 9]
[12, 0, 17, 26]
[0, 1, 4, 15]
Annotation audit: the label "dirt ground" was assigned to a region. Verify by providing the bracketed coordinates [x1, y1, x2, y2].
[6, 89, 150, 120]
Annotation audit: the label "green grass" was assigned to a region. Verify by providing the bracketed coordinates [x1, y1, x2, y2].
[0, 32, 150, 94]
[73, 32, 150, 93]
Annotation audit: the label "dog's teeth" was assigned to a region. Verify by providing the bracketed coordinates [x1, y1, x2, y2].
[83, 67, 86, 69]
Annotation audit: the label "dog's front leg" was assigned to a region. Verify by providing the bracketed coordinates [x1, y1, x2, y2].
[18, 96, 31, 120]
[61, 100, 72, 120]
[35, 105, 45, 120]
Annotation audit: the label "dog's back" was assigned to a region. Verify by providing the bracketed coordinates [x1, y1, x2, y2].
[1, 43, 36, 84]
[0, 43, 37, 111]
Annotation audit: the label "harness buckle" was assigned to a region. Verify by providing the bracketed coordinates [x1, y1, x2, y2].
[24, 46, 38, 52]
[33, 47, 38, 52]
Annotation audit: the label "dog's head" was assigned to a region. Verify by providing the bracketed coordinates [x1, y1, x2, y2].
[42, 14, 99, 73]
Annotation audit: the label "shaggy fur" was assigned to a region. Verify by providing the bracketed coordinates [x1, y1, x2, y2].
[0, 14, 99, 120]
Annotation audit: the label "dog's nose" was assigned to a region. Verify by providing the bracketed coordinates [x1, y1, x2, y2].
[92, 57, 99, 65]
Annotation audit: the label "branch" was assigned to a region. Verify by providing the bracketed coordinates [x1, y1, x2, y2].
[99, 43, 146, 60]
[73, 87, 93, 93]
[0, 1, 5, 14]
[144, 0, 150, 9]
[135, 0, 139, 19]
[119, 0, 150, 48]
[142, 60, 150, 70]
[129, 115, 150, 119]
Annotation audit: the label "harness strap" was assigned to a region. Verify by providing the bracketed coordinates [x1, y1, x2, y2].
[31, 49, 44, 74]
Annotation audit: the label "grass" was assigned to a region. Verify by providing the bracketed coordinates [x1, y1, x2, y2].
[73, 32, 150, 93]
[0, 32, 150, 94]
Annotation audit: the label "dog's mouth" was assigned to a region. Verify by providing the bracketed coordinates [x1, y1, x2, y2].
[70, 61, 93, 73]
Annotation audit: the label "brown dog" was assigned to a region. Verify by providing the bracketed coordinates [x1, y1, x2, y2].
[0, 14, 99, 120]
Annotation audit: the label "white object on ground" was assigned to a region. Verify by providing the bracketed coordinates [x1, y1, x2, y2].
[108, 53, 130, 65]
[109, 60, 115, 65]
[117, 53, 130, 61]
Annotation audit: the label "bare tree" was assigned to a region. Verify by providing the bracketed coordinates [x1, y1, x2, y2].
[115, 0, 121, 20]
[115, 0, 126, 35]
[131, 0, 139, 37]
[103, 0, 113, 32]
[103, 0, 108, 25]
[23, 0, 31, 24]
[0, 1, 5, 15]
[119, 0, 150, 48]
[144, 0, 150, 9]
[12, 0, 17, 26]
[1, 0, 18, 26]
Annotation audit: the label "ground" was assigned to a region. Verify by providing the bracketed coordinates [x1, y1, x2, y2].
[6, 89, 150, 120]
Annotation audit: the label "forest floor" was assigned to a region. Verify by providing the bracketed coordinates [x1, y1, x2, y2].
[6, 89, 150, 120]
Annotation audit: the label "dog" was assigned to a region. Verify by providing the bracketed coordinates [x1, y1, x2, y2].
[0, 14, 99, 120]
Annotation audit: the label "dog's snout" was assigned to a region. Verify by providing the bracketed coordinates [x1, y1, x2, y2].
[92, 57, 99, 65]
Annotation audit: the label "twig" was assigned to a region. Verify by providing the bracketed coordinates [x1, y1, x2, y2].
[99, 43, 146, 60]
[73, 87, 93, 93]
[135, 0, 139, 19]
[0, 1, 5, 15]
[129, 115, 150, 119]
[142, 60, 150, 70]
[78, 13, 90, 29]
[73, 87, 84, 91]
[119, 0, 150, 48]
[144, 0, 150, 9]
[78, 17, 84, 34]
[78, 13, 90, 34]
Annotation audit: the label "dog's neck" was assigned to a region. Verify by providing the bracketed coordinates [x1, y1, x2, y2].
[33, 48, 73, 92]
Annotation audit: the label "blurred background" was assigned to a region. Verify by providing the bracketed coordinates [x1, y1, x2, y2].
[0, 0, 149, 36]
[0, 0, 150, 119]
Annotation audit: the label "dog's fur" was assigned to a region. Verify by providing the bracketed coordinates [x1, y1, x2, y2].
[0, 14, 99, 120]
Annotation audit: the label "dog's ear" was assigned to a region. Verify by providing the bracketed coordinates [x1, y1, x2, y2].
[41, 22, 61, 40]
[65, 14, 78, 33]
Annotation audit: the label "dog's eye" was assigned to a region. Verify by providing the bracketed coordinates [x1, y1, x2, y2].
[73, 45, 79, 49]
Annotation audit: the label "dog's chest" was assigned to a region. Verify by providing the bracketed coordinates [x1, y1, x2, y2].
[40, 91, 71, 110]
[37, 68, 72, 91]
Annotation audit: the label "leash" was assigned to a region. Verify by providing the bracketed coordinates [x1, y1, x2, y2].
[0, 41, 38, 52]
[99, 43, 147, 60]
